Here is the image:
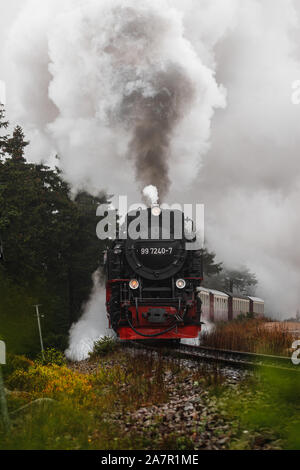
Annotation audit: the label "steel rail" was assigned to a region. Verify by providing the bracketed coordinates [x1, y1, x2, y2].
[125, 341, 299, 372]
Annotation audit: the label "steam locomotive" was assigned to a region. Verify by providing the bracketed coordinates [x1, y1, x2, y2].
[104, 205, 203, 340]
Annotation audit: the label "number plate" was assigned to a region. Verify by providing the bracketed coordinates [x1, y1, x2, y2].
[139, 247, 173, 256]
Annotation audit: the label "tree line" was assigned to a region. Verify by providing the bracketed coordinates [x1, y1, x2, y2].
[0, 105, 108, 354]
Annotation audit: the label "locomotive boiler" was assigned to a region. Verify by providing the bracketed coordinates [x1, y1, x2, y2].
[104, 206, 203, 340]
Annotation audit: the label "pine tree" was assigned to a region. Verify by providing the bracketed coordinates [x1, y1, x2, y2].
[223, 267, 258, 294]
[201, 249, 223, 277]
[5, 125, 29, 162]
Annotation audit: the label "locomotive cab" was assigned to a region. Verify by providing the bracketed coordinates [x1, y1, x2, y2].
[105, 207, 203, 340]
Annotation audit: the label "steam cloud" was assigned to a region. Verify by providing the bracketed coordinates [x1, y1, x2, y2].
[2, 0, 300, 321]
[4, 0, 224, 200]
[143, 185, 159, 206]
[65, 271, 112, 361]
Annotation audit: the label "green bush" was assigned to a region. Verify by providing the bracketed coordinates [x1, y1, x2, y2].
[36, 348, 66, 366]
[6, 367, 47, 392]
[2, 354, 34, 380]
[89, 337, 118, 359]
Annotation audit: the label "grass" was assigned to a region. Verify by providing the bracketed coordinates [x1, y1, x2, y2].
[0, 271, 69, 357]
[0, 347, 179, 450]
[220, 368, 300, 450]
[200, 317, 300, 449]
[1, 343, 299, 450]
[201, 316, 294, 356]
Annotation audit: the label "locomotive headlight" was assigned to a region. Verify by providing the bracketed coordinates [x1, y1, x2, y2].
[151, 205, 161, 217]
[129, 279, 140, 290]
[176, 279, 186, 290]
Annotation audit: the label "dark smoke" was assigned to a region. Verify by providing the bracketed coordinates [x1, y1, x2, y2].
[122, 65, 195, 199]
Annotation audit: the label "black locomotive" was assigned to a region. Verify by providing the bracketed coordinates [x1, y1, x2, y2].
[105, 206, 203, 340]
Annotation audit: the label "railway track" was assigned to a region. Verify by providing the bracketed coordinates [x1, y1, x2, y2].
[126, 342, 299, 372]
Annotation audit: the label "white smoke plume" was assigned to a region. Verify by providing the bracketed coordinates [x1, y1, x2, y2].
[65, 270, 113, 361]
[4, 0, 225, 200]
[190, 0, 300, 317]
[2, 0, 300, 319]
[143, 185, 159, 206]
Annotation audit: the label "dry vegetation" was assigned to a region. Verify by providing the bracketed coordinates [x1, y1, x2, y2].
[1, 339, 299, 450]
[201, 316, 295, 356]
[0, 345, 229, 450]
